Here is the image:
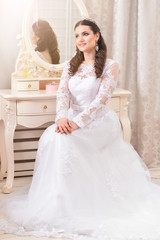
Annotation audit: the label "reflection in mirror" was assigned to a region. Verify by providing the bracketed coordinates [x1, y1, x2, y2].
[31, 19, 60, 64]
[29, 0, 83, 64]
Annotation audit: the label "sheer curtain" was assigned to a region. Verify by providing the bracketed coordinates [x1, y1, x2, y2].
[84, 0, 160, 169]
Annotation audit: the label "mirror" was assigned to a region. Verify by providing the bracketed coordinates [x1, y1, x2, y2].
[23, 0, 88, 70]
[12, 0, 89, 89]
[31, 19, 60, 65]
[29, 0, 88, 65]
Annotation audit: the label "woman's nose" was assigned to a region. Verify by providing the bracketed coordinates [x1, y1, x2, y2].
[79, 35, 84, 42]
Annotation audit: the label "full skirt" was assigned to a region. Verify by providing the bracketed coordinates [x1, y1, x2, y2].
[1, 109, 160, 240]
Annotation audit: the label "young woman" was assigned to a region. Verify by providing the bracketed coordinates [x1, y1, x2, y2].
[32, 19, 60, 64]
[1, 19, 160, 240]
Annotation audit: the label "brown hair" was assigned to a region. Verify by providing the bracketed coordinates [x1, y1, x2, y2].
[32, 19, 60, 64]
[69, 19, 107, 78]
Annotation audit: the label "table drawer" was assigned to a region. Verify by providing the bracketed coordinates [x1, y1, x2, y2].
[107, 97, 120, 112]
[17, 100, 56, 115]
[16, 81, 39, 91]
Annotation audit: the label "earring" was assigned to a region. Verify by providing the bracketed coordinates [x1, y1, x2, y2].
[96, 41, 99, 52]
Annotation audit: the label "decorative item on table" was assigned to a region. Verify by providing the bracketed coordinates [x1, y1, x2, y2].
[22, 60, 29, 78]
[56, 69, 63, 77]
[48, 68, 63, 78]
[23, 68, 29, 78]
[46, 81, 59, 92]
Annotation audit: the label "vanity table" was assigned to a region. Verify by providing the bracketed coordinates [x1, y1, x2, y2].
[0, 88, 131, 193]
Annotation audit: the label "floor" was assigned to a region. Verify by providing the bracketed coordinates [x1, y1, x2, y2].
[0, 175, 160, 240]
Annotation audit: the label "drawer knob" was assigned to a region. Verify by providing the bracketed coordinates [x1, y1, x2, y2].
[28, 84, 31, 88]
[43, 105, 47, 110]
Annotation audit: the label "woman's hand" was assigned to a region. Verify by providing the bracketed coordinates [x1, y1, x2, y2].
[69, 121, 79, 132]
[55, 118, 72, 134]
[55, 119, 79, 134]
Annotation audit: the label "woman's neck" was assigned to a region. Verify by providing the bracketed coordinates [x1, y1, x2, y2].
[83, 51, 95, 65]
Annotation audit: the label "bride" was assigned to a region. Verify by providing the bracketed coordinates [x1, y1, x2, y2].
[1, 19, 160, 240]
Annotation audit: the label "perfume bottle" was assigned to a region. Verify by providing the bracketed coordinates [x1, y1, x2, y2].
[23, 60, 29, 78]
[23, 68, 29, 78]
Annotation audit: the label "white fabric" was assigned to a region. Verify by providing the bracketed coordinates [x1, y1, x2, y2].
[56, 59, 118, 128]
[1, 59, 160, 240]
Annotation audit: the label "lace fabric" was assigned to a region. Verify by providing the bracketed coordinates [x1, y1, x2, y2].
[55, 60, 119, 128]
[72, 63, 119, 128]
[55, 61, 71, 122]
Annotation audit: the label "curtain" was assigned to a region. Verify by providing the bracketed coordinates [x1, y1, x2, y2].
[84, 0, 160, 168]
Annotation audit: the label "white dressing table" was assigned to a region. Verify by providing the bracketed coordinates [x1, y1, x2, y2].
[0, 88, 131, 193]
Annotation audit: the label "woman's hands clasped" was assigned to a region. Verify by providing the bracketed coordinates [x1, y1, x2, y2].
[55, 118, 79, 134]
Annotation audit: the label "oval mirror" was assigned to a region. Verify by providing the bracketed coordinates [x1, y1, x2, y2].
[23, 0, 89, 70]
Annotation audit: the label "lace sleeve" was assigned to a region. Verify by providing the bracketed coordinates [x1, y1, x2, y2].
[72, 62, 119, 128]
[55, 61, 71, 123]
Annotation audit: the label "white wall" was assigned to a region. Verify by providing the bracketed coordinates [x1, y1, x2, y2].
[0, 0, 28, 89]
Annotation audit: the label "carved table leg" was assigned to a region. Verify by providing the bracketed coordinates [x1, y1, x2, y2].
[120, 96, 131, 143]
[2, 100, 16, 193]
[0, 120, 7, 180]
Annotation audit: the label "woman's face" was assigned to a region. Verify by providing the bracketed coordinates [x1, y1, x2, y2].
[75, 25, 99, 53]
[31, 28, 39, 45]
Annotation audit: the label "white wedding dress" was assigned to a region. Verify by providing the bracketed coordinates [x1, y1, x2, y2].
[1, 58, 160, 240]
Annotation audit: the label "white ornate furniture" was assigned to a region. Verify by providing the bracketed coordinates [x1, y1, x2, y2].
[0, 88, 131, 193]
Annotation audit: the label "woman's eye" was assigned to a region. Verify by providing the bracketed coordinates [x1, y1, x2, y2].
[75, 33, 89, 38]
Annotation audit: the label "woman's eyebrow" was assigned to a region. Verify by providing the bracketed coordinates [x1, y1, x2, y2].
[82, 31, 89, 34]
[75, 31, 89, 35]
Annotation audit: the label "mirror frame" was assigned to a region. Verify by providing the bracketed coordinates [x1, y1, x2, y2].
[22, 0, 89, 70]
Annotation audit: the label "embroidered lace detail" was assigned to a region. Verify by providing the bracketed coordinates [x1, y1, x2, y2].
[72, 63, 119, 128]
[59, 149, 77, 177]
[105, 172, 123, 200]
[75, 64, 96, 80]
[82, 109, 108, 130]
[62, 151, 73, 177]
[55, 61, 71, 122]
[55, 60, 119, 128]
[2, 217, 160, 240]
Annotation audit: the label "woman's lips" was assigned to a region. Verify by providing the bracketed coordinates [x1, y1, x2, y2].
[79, 43, 87, 47]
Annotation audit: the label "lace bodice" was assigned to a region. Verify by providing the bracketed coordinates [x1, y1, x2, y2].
[55, 59, 119, 128]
